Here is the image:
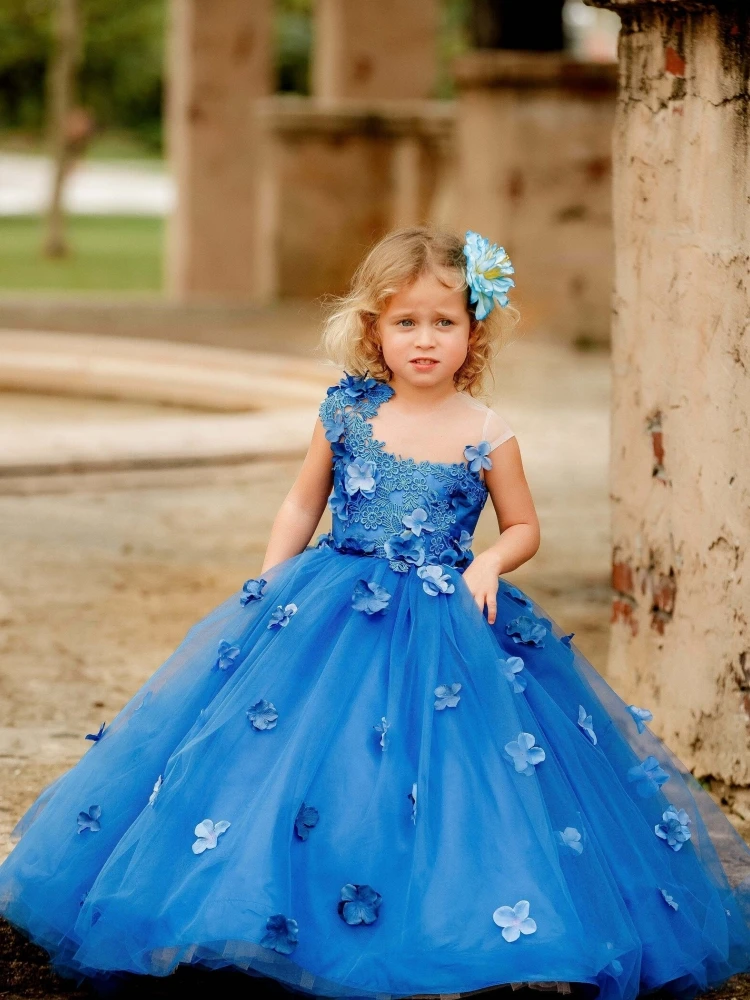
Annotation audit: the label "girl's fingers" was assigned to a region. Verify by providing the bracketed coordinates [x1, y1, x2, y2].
[486, 595, 497, 625]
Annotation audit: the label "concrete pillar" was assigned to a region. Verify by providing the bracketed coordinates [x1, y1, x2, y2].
[312, 0, 438, 100]
[586, 0, 750, 802]
[453, 51, 616, 345]
[166, 0, 272, 301]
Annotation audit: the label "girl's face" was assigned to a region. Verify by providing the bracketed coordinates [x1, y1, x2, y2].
[375, 268, 473, 389]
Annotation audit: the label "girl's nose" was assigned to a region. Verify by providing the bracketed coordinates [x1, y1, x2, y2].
[413, 323, 437, 347]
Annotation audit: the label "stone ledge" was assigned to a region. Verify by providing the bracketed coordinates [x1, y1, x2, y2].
[255, 94, 455, 139]
[585, 0, 724, 9]
[0, 330, 331, 411]
[0, 331, 332, 475]
[453, 50, 617, 92]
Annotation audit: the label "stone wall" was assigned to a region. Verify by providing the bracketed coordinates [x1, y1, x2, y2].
[255, 98, 455, 300]
[452, 51, 617, 347]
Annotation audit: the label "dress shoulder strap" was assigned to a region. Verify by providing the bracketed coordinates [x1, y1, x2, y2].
[481, 407, 516, 452]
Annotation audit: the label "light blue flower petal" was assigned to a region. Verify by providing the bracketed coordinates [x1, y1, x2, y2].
[577, 705, 598, 745]
[627, 705, 654, 734]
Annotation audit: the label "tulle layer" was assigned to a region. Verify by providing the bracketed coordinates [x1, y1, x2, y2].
[0, 546, 749, 1000]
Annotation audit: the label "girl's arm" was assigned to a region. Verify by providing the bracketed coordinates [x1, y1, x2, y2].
[260, 418, 334, 574]
[461, 437, 540, 624]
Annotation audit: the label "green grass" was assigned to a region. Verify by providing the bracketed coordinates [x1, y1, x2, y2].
[0, 215, 164, 292]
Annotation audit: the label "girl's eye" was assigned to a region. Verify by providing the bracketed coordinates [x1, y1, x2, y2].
[396, 319, 414, 327]
[437, 319, 453, 327]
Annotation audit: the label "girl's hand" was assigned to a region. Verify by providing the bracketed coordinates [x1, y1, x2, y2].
[461, 552, 503, 624]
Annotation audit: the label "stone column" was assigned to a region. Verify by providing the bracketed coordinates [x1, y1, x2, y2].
[453, 51, 616, 345]
[312, 0, 438, 100]
[586, 0, 750, 804]
[166, 0, 272, 301]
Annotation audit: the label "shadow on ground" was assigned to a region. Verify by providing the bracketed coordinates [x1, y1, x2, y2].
[2, 918, 749, 1000]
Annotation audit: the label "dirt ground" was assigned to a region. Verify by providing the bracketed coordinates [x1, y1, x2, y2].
[0, 326, 747, 999]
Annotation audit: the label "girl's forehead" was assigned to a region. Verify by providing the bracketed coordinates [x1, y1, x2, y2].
[383, 268, 467, 312]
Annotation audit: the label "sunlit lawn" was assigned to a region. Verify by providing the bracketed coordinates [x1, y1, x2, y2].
[0, 215, 164, 292]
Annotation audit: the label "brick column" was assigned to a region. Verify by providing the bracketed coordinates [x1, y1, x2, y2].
[166, 0, 272, 301]
[586, 0, 750, 800]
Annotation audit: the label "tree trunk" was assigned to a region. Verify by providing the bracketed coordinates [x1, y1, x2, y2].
[468, 0, 565, 51]
[43, 0, 81, 259]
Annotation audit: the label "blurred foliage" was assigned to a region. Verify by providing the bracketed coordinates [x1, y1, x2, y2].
[437, 0, 470, 98]
[0, 0, 473, 154]
[276, 0, 313, 94]
[0, 0, 165, 151]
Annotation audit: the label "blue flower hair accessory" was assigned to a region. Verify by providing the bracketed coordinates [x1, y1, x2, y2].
[463, 230, 515, 320]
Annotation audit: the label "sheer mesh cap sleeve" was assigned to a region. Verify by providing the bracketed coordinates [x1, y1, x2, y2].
[481, 407, 516, 452]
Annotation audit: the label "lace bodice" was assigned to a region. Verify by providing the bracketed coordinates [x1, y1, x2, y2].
[316, 373, 515, 573]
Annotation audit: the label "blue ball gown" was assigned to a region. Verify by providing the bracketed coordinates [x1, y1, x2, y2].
[1, 373, 749, 1000]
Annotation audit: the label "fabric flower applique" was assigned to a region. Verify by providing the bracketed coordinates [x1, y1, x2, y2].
[215, 641, 241, 671]
[338, 883, 382, 925]
[77, 804, 102, 834]
[384, 531, 425, 572]
[464, 441, 493, 473]
[505, 732, 546, 776]
[247, 698, 279, 731]
[500, 655, 527, 693]
[506, 616, 547, 647]
[373, 717, 390, 750]
[463, 229, 515, 319]
[240, 578, 267, 605]
[338, 536, 377, 556]
[148, 774, 163, 807]
[322, 412, 345, 442]
[492, 900, 537, 942]
[268, 603, 298, 629]
[627, 755, 670, 798]
[503, 583, 534, 610]
[627, 705, 654, 734]
[402, 507, 435, 536]
[261, 914, 299, 954]
[448, 483, 475, 516]
[192, 818, 230, 854]
[660, 888, 679, 911]
[328, 481, 349, 518]
[315, 531, 334, 549]
[655, 804, 692, 852]
[352, 579, 391, 615]
[438, 533, 473, 568]
[344, 457, 380, 499]
[604, 943, 624, 977]
[408, 782, 417, 824]
[337, 372, 382, 401]
[556, 827, 584, 855]
[417, 564, 455, 596]
[577, 705, 598, 745]
[434, 683, 461, 710]
[294, 803, 319, 841]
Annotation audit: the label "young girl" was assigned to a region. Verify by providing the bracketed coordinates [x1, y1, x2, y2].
[0, 227, 749, 1000]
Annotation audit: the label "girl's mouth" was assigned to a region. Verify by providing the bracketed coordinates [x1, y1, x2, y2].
[410, 358, 439, 370]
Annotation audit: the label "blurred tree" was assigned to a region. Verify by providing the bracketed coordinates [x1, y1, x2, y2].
[0, 0, 164, 152]
[468, 0, 565, 50]
[43, 0, 82, 257]
[276, 0, 312, 94]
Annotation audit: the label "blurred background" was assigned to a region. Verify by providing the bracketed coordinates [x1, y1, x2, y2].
[0, 0, 619, 879]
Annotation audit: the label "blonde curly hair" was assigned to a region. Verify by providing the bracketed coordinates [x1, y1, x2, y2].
[318, 226, 520, 397]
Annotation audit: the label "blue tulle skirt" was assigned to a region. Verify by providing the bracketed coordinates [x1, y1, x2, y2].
[1, 545, 749, 1000]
